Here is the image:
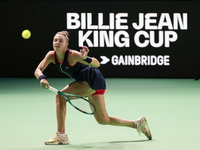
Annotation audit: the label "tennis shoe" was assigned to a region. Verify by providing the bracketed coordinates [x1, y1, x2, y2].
[135, 116, 152, 140]
[44, 132, 70, 145]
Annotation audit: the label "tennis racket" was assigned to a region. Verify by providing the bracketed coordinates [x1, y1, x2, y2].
[48, 86, 96, 115]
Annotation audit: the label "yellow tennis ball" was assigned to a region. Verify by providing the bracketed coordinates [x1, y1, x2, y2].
[22, 29, 31, 39]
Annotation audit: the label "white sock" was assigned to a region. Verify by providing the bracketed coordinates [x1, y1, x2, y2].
[58, 132, 67, 137]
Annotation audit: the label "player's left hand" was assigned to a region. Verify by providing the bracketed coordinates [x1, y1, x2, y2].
[80, 46, 89, 59]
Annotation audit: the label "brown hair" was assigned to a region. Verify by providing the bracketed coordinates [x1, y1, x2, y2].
[56, 31, 69, 44]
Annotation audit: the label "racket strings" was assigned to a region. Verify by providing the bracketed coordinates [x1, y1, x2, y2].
[49, 87, 96, 115]
[68, 96, 94, 113]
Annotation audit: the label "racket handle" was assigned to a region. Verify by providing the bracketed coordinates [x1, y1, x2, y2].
[48, 86, 58, 94]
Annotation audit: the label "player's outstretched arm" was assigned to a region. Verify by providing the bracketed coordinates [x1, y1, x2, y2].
[34, 51, 54, 89]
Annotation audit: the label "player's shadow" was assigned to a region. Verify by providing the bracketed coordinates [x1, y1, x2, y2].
[109, 139, 149, 143]
[69, 139, 149, 149]
[28, 139, 150, 150]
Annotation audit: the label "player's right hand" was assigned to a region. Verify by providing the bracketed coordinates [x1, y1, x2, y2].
[40, 79, 49, 89]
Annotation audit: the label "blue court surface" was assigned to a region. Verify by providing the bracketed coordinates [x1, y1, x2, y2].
[0, 78, 199, 150]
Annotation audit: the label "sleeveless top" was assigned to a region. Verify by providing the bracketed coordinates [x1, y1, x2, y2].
[54, 49, 106, 90]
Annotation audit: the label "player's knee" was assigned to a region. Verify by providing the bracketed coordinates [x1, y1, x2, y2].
[55, 94, 60, 101]
[56, 94, 66, 106]
[97, 120, 108, 125]
[95, 117, 110, 125]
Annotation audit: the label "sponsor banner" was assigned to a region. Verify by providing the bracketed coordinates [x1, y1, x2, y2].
[1, 1, 200, 78]
[64, 2, 200, 78]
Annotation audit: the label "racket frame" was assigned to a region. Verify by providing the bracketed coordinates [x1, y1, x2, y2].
[48, 86, 96, 115]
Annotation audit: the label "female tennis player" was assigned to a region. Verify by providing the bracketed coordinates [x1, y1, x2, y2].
[34, 31, 152, 145]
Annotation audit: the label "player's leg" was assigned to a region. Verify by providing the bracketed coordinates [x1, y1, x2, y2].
[88, 94, 152, 140]
[56, 81, 95, 132]
[55, 94, 66, 133]
[61, 81, 95, 96]
[88, 94, 136, 128]
[45, 81, 95, 145]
